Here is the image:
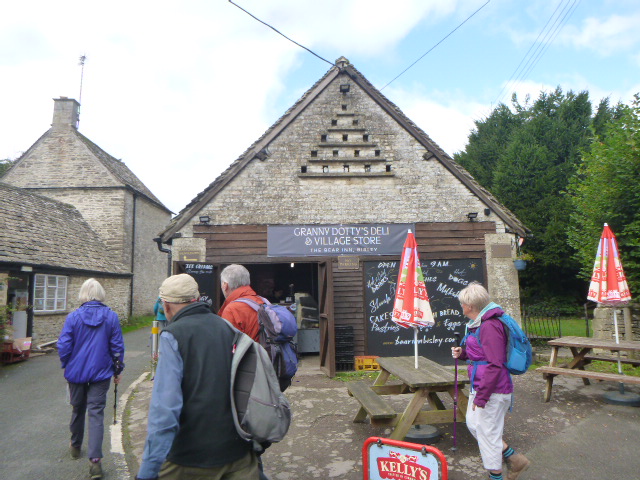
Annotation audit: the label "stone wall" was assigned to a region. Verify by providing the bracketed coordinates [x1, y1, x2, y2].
[131, 196, 172, 315]
[592, 304, 640, 342]
[192, 73, 507, 229]
[33, 275, 131, 345]
[485, 233, 522, 323]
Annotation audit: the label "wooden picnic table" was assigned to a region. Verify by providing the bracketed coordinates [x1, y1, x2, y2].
[537, 336, 640, 402]
[347, 356, 469, 441]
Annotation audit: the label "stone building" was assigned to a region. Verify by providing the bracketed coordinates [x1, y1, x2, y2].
[1, 98, 171, 344]
[157, 57, 529, 375]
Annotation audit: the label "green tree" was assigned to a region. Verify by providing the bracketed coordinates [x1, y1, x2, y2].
[457, 87, 597, 304]
[0, 158, 14, 177]
[568, 94, 640, 296]
[454, 104, 522, 187]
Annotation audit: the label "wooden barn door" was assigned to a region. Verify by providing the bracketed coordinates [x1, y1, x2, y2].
[318, 260, 335, 377]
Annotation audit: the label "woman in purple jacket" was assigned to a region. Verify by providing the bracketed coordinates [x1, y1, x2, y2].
[452, 282, 530, 480]
[58, 278, 125, 480]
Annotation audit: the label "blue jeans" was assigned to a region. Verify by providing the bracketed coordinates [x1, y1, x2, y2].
[68, 378, 111, 459]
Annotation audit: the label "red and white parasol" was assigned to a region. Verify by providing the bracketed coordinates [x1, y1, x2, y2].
[392, 230, 435, 368]
[587, 223, 633, 397]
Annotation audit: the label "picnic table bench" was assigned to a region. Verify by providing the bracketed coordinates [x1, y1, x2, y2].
[537, 336, 640, 402]
[347, 356, 469, 440]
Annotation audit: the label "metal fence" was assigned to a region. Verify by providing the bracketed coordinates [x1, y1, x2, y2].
[521, 305, 562, 341]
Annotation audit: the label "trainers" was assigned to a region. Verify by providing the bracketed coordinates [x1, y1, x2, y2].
[69, 443, 81, 459]
[506, 453, 530, 480]
[89, 460, 103, 479]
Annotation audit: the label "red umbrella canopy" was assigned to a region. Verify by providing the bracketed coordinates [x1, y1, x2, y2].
[392, 231, 435, 328]
[587, 223, 632, 305]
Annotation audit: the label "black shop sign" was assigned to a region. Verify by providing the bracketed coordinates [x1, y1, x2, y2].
[364, 258, 484, 365]
[267, 223, 414, 257]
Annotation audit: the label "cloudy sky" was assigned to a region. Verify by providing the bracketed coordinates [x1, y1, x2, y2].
[2, 0, 639, 213]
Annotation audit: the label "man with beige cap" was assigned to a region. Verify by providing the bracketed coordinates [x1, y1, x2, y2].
[136, 274, 258, 480]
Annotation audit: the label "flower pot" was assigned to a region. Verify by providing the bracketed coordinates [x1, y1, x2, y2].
[513, 259, 527, 271]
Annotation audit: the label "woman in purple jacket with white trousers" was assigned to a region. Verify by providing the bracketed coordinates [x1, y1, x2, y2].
[58, 278, 125, 480]
[452, 282, 530, 480]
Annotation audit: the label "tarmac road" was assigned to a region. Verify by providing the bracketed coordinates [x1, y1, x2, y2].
[0, 326, 153, 480]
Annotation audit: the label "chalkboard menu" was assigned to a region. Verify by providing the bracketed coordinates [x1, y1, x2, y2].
[176, 262, 217, 310]
[364, 258, 484, 365]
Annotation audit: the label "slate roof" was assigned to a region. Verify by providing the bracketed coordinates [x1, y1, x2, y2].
[0, 183, 129, 274]
[159, 57, 527, 242]
[75, 131, 170, 212]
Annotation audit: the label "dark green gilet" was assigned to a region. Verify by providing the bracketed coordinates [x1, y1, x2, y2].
[164, 302, 250, 467]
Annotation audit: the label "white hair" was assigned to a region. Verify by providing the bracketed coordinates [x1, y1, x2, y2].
[78, 278, 106, 303]
[220, 264, 251, 291]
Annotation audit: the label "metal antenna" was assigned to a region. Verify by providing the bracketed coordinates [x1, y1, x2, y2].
[78, 55, 87, 104]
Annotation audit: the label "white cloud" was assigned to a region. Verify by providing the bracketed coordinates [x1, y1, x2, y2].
[561, 14, 640, 55]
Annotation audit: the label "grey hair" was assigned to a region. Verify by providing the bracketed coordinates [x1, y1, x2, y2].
[220, 264, 251, 291]
[78, 278, 106, 304]
[458, 281, 490, 311]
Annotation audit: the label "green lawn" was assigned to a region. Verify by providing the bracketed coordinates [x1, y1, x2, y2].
[525, 316, 591, 339]
[122, 315, 154, 334]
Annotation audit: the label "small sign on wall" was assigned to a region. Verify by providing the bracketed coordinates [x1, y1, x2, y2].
[178, 251, 202, 262]
[337, 256, 360, 270]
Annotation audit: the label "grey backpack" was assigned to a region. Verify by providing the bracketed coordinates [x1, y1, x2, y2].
[228, 322, 292, 448]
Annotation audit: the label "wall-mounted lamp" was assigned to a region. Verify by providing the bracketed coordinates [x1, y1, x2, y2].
[484, 208, 491, 216]
[199, 215, 210, 224]
[339, 84, 350, 93]
[467, 212, 478, 222]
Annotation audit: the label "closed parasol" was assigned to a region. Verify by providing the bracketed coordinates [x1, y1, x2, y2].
[587, 223, 637, 404]
[392, 230, 435, 368]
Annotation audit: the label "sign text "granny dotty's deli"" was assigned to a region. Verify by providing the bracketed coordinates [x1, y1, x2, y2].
[267, 224, 414, 257]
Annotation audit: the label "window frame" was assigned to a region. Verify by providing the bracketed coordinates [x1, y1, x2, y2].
[34, 274, 68, 312]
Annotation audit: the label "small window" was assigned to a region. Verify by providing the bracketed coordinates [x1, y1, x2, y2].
[34, 274, 68, 312]
[363, 134, 369, 142]
[333, 150, 339, 157]
[343, 134, 348, 141]
[354, 150, 360, 157]
[375, 149, 381, 157]
[321, 134, 327, 142]
[352, 119, 359, 126]
[364, 165, 371, 172]
[311, 150, 318, 157]
[331, 119, 338, 126]
[343, 165, 350, 172]
[323, 165, 329, 173]
[342, 104, 347, 111]
[386, 164, 392, 172]
[301, 166, 307, 173]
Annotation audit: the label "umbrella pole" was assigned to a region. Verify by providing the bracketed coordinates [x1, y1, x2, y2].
[414, 327, 419, 369]
[613, 309, 625, 395]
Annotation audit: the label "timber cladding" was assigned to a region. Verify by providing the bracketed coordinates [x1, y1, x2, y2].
[193, 221, 493, 357]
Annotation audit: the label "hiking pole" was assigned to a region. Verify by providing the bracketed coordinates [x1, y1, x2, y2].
[452, 332, 461, 452]
[113, 353, 122, 425]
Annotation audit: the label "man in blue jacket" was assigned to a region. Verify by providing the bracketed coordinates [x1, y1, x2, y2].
[58, 278, 125, 480]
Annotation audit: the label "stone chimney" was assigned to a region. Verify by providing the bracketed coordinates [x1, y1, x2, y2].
[52, 97, 80, 129]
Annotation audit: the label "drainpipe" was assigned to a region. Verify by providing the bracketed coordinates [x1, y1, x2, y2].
[129, 194, 137, 318]
[154, 237, 172, 277]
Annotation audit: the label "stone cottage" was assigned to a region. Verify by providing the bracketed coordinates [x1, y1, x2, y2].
[1, 98, 171, 344]
[157, 57, 529, 375]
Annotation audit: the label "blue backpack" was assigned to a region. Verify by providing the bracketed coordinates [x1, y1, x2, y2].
[466, 313, 533, 375]
[232, 297, 299, 391]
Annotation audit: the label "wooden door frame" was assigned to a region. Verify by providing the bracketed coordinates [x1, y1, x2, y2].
[318, 259, 335, 377]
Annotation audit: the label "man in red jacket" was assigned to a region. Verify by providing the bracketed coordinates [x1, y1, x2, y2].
[218, 264, 263, 341]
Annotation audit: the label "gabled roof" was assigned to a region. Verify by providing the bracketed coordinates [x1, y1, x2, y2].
[4, 127, 171, 214]
[0, 182, 129, 274]
[159, 57, 527, 242]
[74, 131, 170, 212]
